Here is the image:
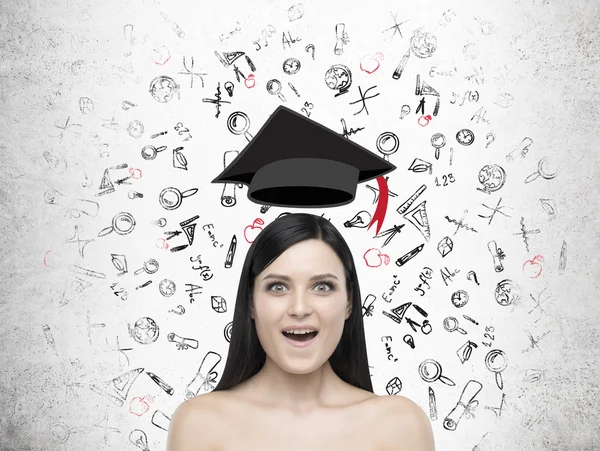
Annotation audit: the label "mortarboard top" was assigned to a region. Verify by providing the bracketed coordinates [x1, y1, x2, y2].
[211, 105, 396, 218]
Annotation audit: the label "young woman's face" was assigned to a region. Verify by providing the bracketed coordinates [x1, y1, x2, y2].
[251, 239, 352, 374]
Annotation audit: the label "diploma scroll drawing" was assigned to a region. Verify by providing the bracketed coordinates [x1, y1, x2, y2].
[443, 380, 483, 431]
[185, 351, 222, 399]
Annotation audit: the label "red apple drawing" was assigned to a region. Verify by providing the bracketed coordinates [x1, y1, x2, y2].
[244, 218, 264, 243]
[360, 53, 382, 74]
[129, 396, 150, 416]
[363, 248, 390, 267]
[245, 74, 256, 89]
[523, 255, 544, 278]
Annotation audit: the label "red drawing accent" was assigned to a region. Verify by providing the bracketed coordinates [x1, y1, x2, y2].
[523, 255, 544, 278]
[44, 250, 51, 267]
[152, 45, 171, 65]
[244, 218, 264, 243]
[245, 74, 256, 89]
[156, 238, 169, 249]
[367, 176, 388, 235]
[129, 394, 155, 416]
[360, 52, 384, 74]
[418, 115, 432, 127]
[129, 168, 142, 179]
[363, 248, 391, 267]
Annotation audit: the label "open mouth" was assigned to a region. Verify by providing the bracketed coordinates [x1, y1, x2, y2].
[281, 331, 318, 342]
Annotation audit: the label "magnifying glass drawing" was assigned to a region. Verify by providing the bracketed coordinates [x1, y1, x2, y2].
[134, 258, 159, 275]
[141, 145, 167, 160]
[418, 359, 456, 386]
[443, 317, 467, 334]
[376, 132, 399, 161]
[266, 79, 287, 102]
[227, 112, 254, 142]
[97, 212, 136, 237]
[159, 187, 198, 210]
[524, 157, 558, 183]
[485, 349, 507, 390]
[431, 133, 446, 160]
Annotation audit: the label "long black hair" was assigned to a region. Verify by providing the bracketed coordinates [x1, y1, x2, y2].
[212, 212, 373, 393]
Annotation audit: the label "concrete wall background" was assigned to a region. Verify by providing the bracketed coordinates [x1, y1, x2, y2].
[1, 0, 599, 449]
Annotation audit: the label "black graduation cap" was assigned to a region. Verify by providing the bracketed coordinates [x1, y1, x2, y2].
[211, 105, 396, 233]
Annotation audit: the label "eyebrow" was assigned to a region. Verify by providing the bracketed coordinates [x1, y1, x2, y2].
[262, 273, 339, 283]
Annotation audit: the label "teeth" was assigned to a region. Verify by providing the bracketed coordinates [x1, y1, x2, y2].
[284, 329, 316, 334]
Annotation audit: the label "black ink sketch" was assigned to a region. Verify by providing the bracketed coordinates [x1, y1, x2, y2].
[149, 75, 180, 103]
[180, 215, 198, 245]
[42, 324, 59, 356]
[129, 429, 150, 450]
[382, 301, 411, 324]
[559, 240, 567, 274]
[169, 305, 185, 315]
[224, 321, 233, 342]
[211, 296, 227, 313]
[478, 197, 512, 225]
[444, 317, 467, 334]
[152, 218, 167, 227]
[397, 183, 427, 215]
[457, 340, 478, 363]
[288, 3, 305, 21]
[403, 334, 415, 348]
[506, 136, 533, 162]
[408, 157, 432, 174]
[101, 116, 121, 131]
[521, 329, 551, 354]
[93, 412, 121, 444]
[225, 235, 237, 268]
[135, 280, 152, 290]
[224, 81, 234, 97]
[386, 377, 402, 395]
[158, 279, 176, 297]
[381, 336, 399, 362]
[539, 198, 557, 217]
[66, 225, 94, 258]
[214, 50, 244, 67]
[111, 254, 128, 276]
[466, 271, 479, 285]
[524, 156, 558, 183]
[404, 200, 430, 241]
[513, 216, 540, 252]
[288, 82, 300, 96]
[362, 294, 376, 316]
[227, 111, 254, 141]
[122, 100, 137, 110]
[128, 317, 159, 345]
[463, 42, 479, 59]
[168, 332, 199, 350]
[127, 120, 144, 138]
[305, 44, 315, 59]
[428, 387, 437, 420]
[185, 351, 222, 398]
[413, 267, 433, 296]
[495, 279, 521, 306]
[149, 411, 170, 432]
[419, 78, 440, 97]
[445, 210, 478, 235]
[471, 106, 490, 124]
[399, 104, 411, 118]
[133, 259, 159, 276]
[376, 131, 399, 161]
[344, 210, 372, 228]
[220, 150, 241, 207]
[90, 367, 144, 407]
[395, 244, 424, 267]
[430, 133, 446, 160]
[382, 12, 408, 39]
[416, 97, 426, 115]
[79, 96, 94, 114]
[410, 29, 437, 58]
[392, 47, 411, 80]
[202, 82, 230, 118]
[283, 57, 301, 75]
[146, 372, 174, 395]
[443, 380, 482, 430]
[159, 187, 198, 210]
[437, 236, 453, 257]
[374, 224, 405, 247]
[523, 369, 543, 383]
[334, 23, 349, 55]
[128, 190, 143, 199]
[419, 359, 455, 386]
[486, 132, 496, 148]
[160, 11, 184, 37]
[281, 30, 301, 49]
[433, 98, 440, 116]
[245, 55, 256, 72]
[487, 240, 506, 272]
[53, 116, 81, 142]
[463, 315, 479, 325]
[494, 92, 514, 108]
[456, 128, 475, 146]
[141, 144, 166, 160]
[366, 176, 397, 204]
[450, 289, 468, 307]
[123, 24, 134, 57]
[484, 392, 507, 418]
[341, 118, 365, 138]
[485, 349, 507, 389]
[324, 64, 352, 96]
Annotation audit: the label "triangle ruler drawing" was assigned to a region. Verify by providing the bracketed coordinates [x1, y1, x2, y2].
[214, 51, 245, 67]
[99, 169, 114, 190]
[90, 367, 144, 407]
[382, 302, 412, 324]
[420, 80, 440, 97]
[182, 223, 196, 246]
[403, 200, 431, 242]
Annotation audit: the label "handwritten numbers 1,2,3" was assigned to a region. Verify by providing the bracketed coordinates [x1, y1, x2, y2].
[435, 173, 455, 187]
[301, 101, 313, 117]
[482, 326, 495, 347]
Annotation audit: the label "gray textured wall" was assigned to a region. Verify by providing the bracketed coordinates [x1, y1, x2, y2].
[1, 0, 599, 449]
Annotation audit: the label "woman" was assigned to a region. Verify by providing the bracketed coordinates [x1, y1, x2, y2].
[167, 213, 435, 450]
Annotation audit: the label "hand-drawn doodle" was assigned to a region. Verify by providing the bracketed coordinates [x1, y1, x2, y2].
[374, 224, 404, 247]
[344, 211, 372, 228]
[130, 394, 155, 416]
[266, 79, 287, 102]
[437, 236, 453, 257]
[408, 158, 432, 174]
[225, 235, 237, 268]
[151, 410, 171, 431]
[362, 294, 376, 316]
[211, 296, 227, 313]
[410, 29, 437, 58]
[167, 333, 199, 350]
[366, 176, 397, 204]
[419, 359, 455, 386]
[506, 137, 533, 162]
[363, 248, 391, 267]
[334, 23, 349, 55]
[202, 83, 230, 118]
[130, 429, 151, 451]
[149, 76, 180, 103]
[495, 279, 521, 306]
[224, 81, 234, 97]
[305, 44, 315, 59]
[224, 321, 233, 342]
[466, 271, 479, 285]
[430, 133, 446, 160]
[283, 57, 301, 75]
[42, 324, 59, 356]
[381, 336, 399, 362]
[227, 111, 254, 141]
[158, 279, 176, 297]
[523, 255, 544, 278]
[382, 11, 408, 39]
[428, 387, 437, 420]
[360, 53, 384, 74]
[159, 187, 198, 210]
[66, 225, 95, 258]
[134, 258, 159, 276]
[288, 3, 305, 21]
[451, 290, 469, 308]
[179, 56, 206, 88]
[127, 120, 144, 138]
[443, 380, 482, 430]
[128, 317, 159, 344]
[403, 334, 415, 348]
[376, 132, 399, 161]
[404, 201, 431, 241]
[539, 198, 557, 217]
[78, 96, 94, 114]
[485, 349, 507, 389]
[524, 156, 558, 183]
[141, 144, 166, 160]
[160, 11, 185, 38]
[123, 100, 137, 110]
[172, 146, 189, 169]
[456, 128, 475, 146]
[514, 216, 540, 252]
[476, 164, 506, 194]
[457, 340, 478, 363]
[395, 244, 424, 267]
[399, 104, 411, 118]
[185, 351, 222, 398]
[341, 118, 365, 139]
[444, 317, 467, 334]
[486, 132, 496, 148]
[478, 197, 512, 225]
[90, 368, 144, 407]
[169, 305, 185, 315]
[281, 30, 301, 49]
[128, 190, 143, 199]
[386, 377, 402, 395]
[558, 240, 567, 274]
[324, 64, 352, 96]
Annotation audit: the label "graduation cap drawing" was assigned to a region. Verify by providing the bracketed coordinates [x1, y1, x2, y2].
[211, 105, 396, 234]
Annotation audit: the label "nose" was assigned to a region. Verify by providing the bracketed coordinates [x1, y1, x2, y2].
[287, 292, 313, 317]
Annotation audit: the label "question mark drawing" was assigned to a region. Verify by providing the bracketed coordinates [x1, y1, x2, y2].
[486, 132, 496, 148]
[305, 44, 315, 60]
[467, 271, 479, 285]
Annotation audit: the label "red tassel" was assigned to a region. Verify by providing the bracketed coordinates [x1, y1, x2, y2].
[367, 176, 388, 235]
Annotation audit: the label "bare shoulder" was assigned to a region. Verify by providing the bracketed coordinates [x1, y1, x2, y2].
[375, 395, 435, 451]
[166, 392, 225, 451]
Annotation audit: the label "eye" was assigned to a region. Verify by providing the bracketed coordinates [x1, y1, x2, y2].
[315, 280, 335, 292]
[267, 282, 286, 292]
